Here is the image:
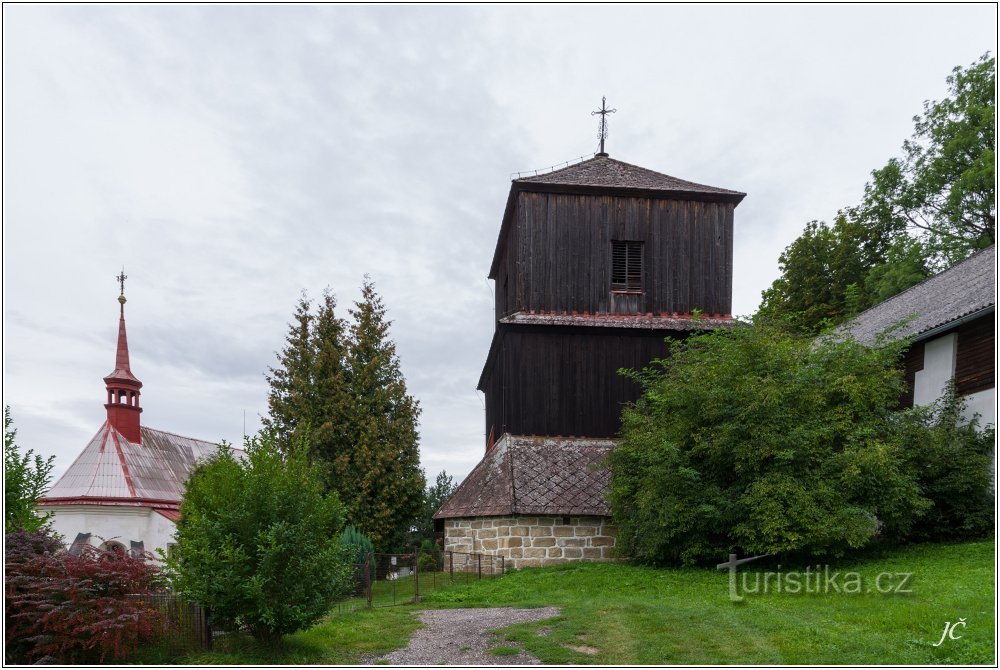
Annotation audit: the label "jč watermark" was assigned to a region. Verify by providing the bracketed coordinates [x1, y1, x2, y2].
[716, 553, 913, 603]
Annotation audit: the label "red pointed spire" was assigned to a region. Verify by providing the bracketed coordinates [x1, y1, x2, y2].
[104, 276, 142, 443]
[105, 296, 141, 384]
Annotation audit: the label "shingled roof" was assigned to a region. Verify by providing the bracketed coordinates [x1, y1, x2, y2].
[434, 434, 615, 519]
[835, 245, 996, 346]
[515, 155, 745, 201]
[39, 423, 239, 511]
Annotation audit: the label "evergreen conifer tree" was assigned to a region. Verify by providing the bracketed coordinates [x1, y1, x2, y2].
[264, 282, 424, 552]
[343, 278, 425, 551]
[263, 294, 316, 449]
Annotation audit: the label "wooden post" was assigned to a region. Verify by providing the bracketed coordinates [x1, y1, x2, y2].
[477, 553, 482, 580]
[449, 551, 454, 581]
[413, 546, 420, 603]
[500, 555, 505, 576]
[365, 553, 373, 608]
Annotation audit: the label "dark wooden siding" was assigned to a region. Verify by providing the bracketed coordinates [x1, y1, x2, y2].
[898, 341, 925, 408]
[955, 316, 995, 395]
[495, 192, 734, 318]
[482, 324, 681, 443]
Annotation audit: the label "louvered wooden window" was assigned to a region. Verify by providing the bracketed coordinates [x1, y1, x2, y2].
[611, 241, 643, 291]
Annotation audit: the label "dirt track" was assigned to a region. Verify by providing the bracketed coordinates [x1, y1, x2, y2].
[370, 607, 561, 665]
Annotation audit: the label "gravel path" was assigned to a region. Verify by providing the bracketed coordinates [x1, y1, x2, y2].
[370, 607, 561, 665]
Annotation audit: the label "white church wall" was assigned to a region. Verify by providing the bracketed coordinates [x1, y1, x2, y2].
[46, 505, 177, 561]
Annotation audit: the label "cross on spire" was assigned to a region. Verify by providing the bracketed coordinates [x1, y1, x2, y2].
[591, 96, 617, 155]
[116, 269, 127, 297]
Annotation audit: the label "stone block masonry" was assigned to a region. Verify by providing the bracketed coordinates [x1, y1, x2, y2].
[444, 515, 617, 569]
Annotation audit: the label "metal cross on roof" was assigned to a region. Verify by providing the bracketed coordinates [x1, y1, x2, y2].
[116, 269, 127, 296]
[591, 96, 617, 155]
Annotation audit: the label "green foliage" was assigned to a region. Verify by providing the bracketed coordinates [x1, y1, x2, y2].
[4, 406, 55, 534]
[758, 54, 994, 334]
[264, 290, 354, 493]
[264, 280, 424, 552]
[417, 538, 443, 573]
[409, 470, 457, 547]
[894, 386, 996, 541]
[339, 525, 375, 564]
[164, 430, 354, 646]
[857, 53, 995, 266]
[609, 325, 935, 565]
[341, 278, 425, 551]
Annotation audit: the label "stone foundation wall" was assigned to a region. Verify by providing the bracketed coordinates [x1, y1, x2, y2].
[443, 515, 617, 569]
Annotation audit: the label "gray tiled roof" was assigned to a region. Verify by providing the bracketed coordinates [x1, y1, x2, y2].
[515, 155, 745, 200]
[835, 245, 996, 345]
[434, 434, 615, 519]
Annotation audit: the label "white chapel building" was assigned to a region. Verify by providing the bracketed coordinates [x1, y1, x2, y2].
[38, 286, 237, 559]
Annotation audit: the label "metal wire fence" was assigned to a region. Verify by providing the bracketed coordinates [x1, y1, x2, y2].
[335, 550, 505, 612]
[127, 592, 212, 653]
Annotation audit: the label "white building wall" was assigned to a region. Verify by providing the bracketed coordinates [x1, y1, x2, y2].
[913, 333, 958, 407]
[962, 388, 996, 428]
[45, 505, 177, 561]
[912, 331, 995, 430]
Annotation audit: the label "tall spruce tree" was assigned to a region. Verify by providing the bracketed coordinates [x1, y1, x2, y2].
[264, 282, 424, 552]
[344, 278, 425, 551]
[263, 294, 316, 449]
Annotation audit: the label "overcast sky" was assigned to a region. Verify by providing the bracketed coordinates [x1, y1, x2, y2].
[3, 5, 996, 485]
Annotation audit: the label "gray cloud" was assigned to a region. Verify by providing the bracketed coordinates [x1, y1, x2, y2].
[4, 5, 996, 482]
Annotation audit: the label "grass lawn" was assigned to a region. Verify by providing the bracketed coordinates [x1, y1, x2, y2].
[156, 540, 994, 665]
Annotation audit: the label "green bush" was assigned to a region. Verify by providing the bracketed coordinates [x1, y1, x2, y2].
[164, 430, 354, 646]
[339, 525, 375, 564]
[417, 539, 442, 573]
[609, 324, 993, 566]
[895, 385, 995, 540]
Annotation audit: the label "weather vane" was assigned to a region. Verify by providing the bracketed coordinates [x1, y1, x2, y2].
[591, 96, 617, 155]
[116, 268, 127, 297]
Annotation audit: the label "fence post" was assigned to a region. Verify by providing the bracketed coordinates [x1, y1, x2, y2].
[477, 553, 482, 580]
[203, 604, 213, 651]
[449, 551, 454, 581]
[413, 545, 420, 603]
[365, 553, 373, 608]
[500, 555, 505, 576]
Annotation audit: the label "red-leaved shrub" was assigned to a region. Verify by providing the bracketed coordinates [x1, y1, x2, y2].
[5, 529, 171, 663]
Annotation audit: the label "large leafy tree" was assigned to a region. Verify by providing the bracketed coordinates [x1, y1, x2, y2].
[757, 217, 930, 334]
[343, 278, 425, 551]
[608, 325, 992, 566]
[4, 406, 55, 534]
[758, 54, 994, 334]
[856, 52, 995, 267]
[165, 430, 353, 646]
[410, 470, 457, 545]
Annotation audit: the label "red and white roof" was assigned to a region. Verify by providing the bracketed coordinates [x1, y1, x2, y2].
[39, 422, 239, 510]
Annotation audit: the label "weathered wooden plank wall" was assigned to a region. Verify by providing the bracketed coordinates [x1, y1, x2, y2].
[494, 192, 734, 319]
[483, 325, 682, 442]
[956, 316, 995, 396]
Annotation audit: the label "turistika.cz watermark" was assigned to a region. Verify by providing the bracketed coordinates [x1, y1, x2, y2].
[716, 553, 914, 602]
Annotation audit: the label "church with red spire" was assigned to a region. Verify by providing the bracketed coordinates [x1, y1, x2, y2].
[39, 276, 238, 558]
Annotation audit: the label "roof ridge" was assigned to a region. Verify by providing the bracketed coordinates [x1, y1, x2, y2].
[141, 425, 233, 448]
